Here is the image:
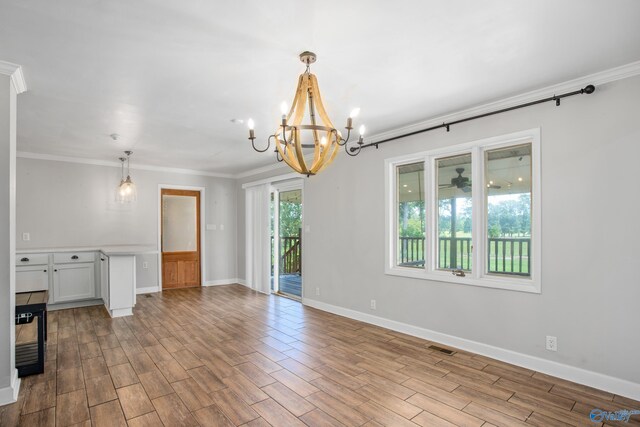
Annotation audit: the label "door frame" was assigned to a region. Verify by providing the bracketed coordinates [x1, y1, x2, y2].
[157, 184, 206, 289]
[271, 179, 304, 299]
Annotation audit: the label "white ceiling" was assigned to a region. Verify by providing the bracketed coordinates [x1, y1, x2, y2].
[1, 0, 640, 175]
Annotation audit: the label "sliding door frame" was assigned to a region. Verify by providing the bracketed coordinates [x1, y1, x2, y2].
[242, 173, 305, 298]
[271, 179, 304, 300]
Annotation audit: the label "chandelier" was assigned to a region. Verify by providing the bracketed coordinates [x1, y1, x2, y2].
[248, 51, 365, 176]
[116, 150, 137, 203]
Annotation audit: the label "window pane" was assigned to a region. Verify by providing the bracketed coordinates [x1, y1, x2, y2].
[436, 154, 473, 271]
[485, 144, 532, 276]
[397, 162, 425, 268]
[162, 195, 198, 252]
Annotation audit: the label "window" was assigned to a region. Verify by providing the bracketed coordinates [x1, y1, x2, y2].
[396, 162, 425, 268]
[485, 144, 532, 277]
[385, 129, 541, 293]
[436, 153, 473, 272]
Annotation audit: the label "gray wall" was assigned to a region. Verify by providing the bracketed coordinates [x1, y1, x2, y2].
[16, 158, 238, 286]
[237, 75, 640, 384]
[0, 75, 17, 394]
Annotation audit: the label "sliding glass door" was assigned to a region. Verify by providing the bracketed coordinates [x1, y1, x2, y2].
[271, 182, 303, 299]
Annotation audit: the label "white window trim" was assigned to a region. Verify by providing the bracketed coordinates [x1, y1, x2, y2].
[384, 128, 541, 294]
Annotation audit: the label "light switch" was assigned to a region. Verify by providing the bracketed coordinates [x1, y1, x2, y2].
[22, 232, 30, 241]
[220, 224, 224, 231]
[142, 262, 148, 269]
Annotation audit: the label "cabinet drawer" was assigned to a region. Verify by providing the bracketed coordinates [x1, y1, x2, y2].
[53, 252, 96, 264]
[16, 266, 50, 293]
[16, 254, 49, 266]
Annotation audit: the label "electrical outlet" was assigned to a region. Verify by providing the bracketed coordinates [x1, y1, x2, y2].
[22, 232, 30, 241]
[142, 262, 148, 269]
[546, 335, 557, 351]
[315, 287, 320, 296]
[370, 299, 377, 310]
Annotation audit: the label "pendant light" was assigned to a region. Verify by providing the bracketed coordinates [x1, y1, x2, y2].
[116, 150, 137, 203]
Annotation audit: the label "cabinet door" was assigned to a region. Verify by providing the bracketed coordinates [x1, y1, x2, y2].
[16, 266, 49, 293]
[100, 256, 109, 307]
[53, 263, 96, 303]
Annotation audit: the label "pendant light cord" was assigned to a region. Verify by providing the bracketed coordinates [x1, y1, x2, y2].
[119, 157, 126, 182]
[124, 150, 133, 179]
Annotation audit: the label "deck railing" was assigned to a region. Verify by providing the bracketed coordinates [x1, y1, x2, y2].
[271, 235, 302, 274]
[280, 236, 301, 274]
[398, 237, 425, 266]
[487, 237, 530, 275]
[439, 237, 473, 271]
[399, 236, 530, 275]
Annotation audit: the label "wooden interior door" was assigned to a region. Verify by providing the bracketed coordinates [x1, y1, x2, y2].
[161, 189, 201, 289]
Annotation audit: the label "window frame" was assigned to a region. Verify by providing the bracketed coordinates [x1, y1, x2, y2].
[384, 128, 541, 294]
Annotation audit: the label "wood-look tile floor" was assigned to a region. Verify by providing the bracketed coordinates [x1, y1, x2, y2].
[1, 284, 639, 426]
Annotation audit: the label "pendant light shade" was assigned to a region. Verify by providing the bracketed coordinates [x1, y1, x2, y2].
[116, 151, 137, 203]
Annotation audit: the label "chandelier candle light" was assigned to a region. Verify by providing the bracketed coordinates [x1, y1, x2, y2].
[116, 150, 137, 203]
[248, 51, 366, 176]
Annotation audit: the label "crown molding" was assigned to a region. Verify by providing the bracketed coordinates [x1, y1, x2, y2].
[234, 60, 640, 178]
[16, 60, 640, 180]
[365, 60, 640, 144]
[234, 159, 292, 179]
[241, 172, 301, 189]
[0, 60, 27, 94]
[17, 151, 235, 179]
[235, 150, 326, 180]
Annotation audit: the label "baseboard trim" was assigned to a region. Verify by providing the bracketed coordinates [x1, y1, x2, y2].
[109, 307, 133, 318]
[136, 281, 242, 293]
[136, 286, 160, 294]
[203, 279, 243, 286]
[48, 299, 104, 311]
[0, 369, 20, 406]
[303, 298, 640, 401]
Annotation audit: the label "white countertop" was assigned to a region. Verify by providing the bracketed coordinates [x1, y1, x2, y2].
[16, 245, 158, 255]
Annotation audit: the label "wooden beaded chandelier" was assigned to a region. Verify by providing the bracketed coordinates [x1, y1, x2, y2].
[248, 51, 365, 176]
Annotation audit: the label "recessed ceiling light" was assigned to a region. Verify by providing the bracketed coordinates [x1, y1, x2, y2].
[230, 118, 245, 124]
[407, 190, 412, 193]
[403, 184, 408, 187]
[518, 177, 523, 182]
[110, 133, 120, 141]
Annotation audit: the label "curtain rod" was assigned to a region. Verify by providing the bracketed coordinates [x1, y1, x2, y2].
[351, 84, 595, 152]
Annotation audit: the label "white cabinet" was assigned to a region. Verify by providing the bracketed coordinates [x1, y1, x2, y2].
[16, 265, 50, 293]
[52, 263, 96, 303]
[105, 255, 136, 317]
[16, 253, 50, 299]
[16, 247, 142, 316]
[100, 254, 110, 308]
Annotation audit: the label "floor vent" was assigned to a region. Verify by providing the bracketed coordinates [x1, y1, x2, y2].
[429, 345, 456, 355]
